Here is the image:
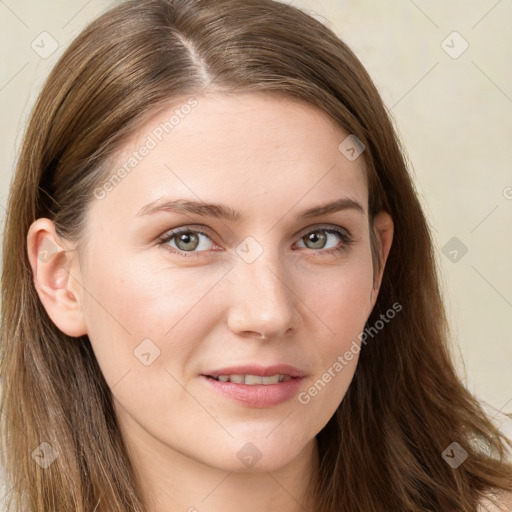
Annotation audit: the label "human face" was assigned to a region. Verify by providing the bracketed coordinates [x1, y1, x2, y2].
[73, 92, 391, 472]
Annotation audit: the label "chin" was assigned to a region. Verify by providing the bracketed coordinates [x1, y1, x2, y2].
[199, 433, 312, 473]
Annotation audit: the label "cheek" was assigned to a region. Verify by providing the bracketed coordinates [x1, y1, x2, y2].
[80, 254, 222, 384]
[295, 256, 373, 409]
[300, 254, 374, 337]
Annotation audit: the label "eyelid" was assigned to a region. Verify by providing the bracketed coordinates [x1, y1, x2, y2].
[157, 222, 354, 257]
[158, 223, 353, 241]
[295, 223, 352, 240]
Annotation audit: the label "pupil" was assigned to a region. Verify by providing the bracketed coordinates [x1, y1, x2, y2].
[177, 232, 198, 251]
[307, 231, 326, 249]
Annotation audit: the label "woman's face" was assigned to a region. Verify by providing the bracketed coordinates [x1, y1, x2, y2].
[31, 92, 393, 474]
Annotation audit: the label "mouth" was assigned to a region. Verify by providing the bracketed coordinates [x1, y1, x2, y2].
[205, 374, 293, 384]
[200, 364, 305, 408]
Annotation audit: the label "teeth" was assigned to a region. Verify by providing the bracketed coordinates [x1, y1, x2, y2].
[245, 374, 264, 385]
[261, 375, 280, 384]
[211, 374, 292, 385]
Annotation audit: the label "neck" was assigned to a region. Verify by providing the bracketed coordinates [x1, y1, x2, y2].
[117, 407, 320, 512]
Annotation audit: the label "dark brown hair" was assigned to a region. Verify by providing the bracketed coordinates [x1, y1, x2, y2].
[1, 0, 511, 510]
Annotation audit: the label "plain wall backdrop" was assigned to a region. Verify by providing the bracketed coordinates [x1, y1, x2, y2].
[0, 0, 511, 423]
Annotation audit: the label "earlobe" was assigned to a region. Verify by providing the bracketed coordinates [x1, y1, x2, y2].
[27, 218, 88, 337]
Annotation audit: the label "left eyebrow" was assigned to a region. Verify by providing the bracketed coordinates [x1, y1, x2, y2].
[135, 197, 365, 221]
[298, 197, 365, 219]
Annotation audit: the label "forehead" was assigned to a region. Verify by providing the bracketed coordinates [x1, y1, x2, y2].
[89, 92, 368, 226]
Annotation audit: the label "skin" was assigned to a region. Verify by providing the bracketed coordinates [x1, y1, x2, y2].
[27, 92, 393, 512]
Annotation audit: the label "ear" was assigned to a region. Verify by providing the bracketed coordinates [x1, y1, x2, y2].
[369, 211, 394, 309]
[26, 218, 88, 337]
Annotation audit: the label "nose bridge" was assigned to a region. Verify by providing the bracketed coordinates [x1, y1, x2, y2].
[227, 241, 298, 338]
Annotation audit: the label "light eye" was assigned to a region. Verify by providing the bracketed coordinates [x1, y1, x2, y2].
[295, 228, 351, 252]
[160, 229, 214, 254]
[157, 225, 353, 259]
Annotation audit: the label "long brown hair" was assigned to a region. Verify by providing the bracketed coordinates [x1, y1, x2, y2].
[1, 1, 511, 510]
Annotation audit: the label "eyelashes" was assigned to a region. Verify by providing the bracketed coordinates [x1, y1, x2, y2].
[159, 228, 216, 257]
[157, 224, 354, 259]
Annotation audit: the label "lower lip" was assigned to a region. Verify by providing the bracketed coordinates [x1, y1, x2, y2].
[201, 375, 304, 408]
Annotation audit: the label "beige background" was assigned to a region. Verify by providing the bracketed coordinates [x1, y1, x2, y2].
[0, 0, 511, 422]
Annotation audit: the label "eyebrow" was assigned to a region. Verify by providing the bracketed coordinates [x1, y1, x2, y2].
[136, 197, 365, 221]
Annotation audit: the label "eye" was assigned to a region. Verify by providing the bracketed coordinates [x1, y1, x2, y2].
[157, 224, 353, 258]
[295, 226, 353, 254]
[158, 227, 215, 256]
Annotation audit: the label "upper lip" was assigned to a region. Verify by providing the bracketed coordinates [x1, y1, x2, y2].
[203, 364, 304, 378]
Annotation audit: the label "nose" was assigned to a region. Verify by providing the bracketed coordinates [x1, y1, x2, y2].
[226, 251, 299, 340]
